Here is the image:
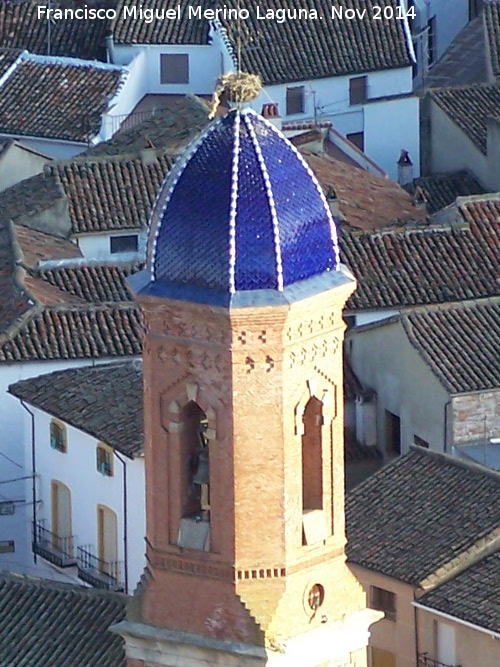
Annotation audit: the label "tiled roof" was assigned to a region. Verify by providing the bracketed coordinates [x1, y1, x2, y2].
[36, 263, 138, 303]
[13, 224, 82, 267]
[112, 0, 410, 82]
[485, 0, 500, 78]
[342, 195, 500, 310]
[418, 550, 500, 634]
[9, 361, 143, 457]
[402, 298, 500, 394]
[0, 0, 111, 61]
[0, 171, 64, 225]
[0, 55, 124, 142]
[303, 151, 425, 231]
[0, 571, 126, 667]
[0, 47, 21, 77]
[52, 154, 174, 234]
[0, 305, 142, 363]
[408, 171, 485, 215]
[346, 447, 500, 584]
[112, 0, 210, 44]
[430, 84, 500, 154]
[0, 220, 30, 332]
[84, 95, 210, 158]
[424, 16, 487, 88]
[220, 0, 411, 84]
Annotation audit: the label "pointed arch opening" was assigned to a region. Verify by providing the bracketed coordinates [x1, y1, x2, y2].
[178, 401, 210, 550]
[302, 396, 323, 512]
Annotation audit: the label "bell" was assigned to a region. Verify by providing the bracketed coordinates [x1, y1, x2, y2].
[193, 451, 209, 486]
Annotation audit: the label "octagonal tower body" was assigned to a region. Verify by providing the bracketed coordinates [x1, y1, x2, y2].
[121, 108, 375, 667]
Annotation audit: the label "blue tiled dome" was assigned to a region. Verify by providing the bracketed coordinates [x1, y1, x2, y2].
[148, 108, 340, 295]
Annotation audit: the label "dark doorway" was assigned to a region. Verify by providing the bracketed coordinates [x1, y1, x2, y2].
[385, 410, 401, 456]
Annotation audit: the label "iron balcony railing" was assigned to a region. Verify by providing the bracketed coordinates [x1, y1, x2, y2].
[32, 520, 76, 568]
[418, 653, 461, 667]
[77, 546, 124, 592]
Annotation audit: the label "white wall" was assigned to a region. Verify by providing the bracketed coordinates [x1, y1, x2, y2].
[349, 320, 449, 456]
[0, 357, 133, 576]
[0, 144, 48, 192]
[0, 135, 85, 159]
[430, 101, 487, 185]
[364, 95, 420, 180]
[22, 406, 145, 591]
[250, 68, 417, 179]
[99, 53, 150, 141]
[76, 230, 147, 261]
[113, 43, 223, 96]
[429, 0, 469, 63]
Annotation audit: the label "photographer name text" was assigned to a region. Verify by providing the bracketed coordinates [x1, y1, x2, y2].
[37, 4, 415, 23]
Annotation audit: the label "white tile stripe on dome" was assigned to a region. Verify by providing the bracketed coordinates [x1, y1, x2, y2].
[258, 111, 341, 271]
[149, 116, 224, 281]
[228, 111, 241, 293]
[243, 110, 285, 292]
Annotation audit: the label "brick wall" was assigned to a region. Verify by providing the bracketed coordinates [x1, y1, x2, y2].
[452, 390, 500, 444]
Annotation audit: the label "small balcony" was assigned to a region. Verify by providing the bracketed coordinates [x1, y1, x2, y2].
[418, 654, 461, 667]
[77, 546, 124, 592]
[32, 520, 76, 568]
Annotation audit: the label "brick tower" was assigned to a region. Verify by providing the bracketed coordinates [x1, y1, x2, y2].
[117, 108, 378, 666]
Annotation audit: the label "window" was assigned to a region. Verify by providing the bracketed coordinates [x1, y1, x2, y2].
[414, 435, 429, 448]
[370, 586, 396, 621]
[0, 501, 15, 516]
[160, 54, 189, 84]
[51, 480, 73, 556]
[97, 505, 118, 574]
[97, 443, 114, 477]
[286, 86, 305, 115]
[427, 16, 436, 65]
[346, 131, 364, 152]
[385, 410, 401, 455]
[469, 0, 482, 20]
[109, 234, 138, 254]
[50, 419, 67, 453]
[302, 397, 323, 512]
[349, 76, 367, 105]
[0, 540, 15, 553]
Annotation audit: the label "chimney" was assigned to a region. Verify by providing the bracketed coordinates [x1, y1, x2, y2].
[261, 103, 282, 131]
[397, 149, 414, 186]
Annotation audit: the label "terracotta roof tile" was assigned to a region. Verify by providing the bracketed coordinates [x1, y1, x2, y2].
[430, 84, 500, 154]
[485, 0, 500, 78]
[0, 56, 124, 142]
[112, 0, 210, 45]
[37, 263, 139, 302]
[112, 0, 411, 83]
[0, 572, 126, 667]
[85, 95, 210, 158]
[342, 195, 500, 310]
[221, 0, 411, 84]
[10, 361, 143, 457]
[419, 550, 500, 634]
[402, 298, 500, 394]
[52, 154, 175, 234]
[13, 224, 82, 267]
[0, 0, 112, 61]
[303, 151, 425, 231]
[0, 305, 143, 362]
[409, 170, 485, 215]
[346, 447, 500, 584]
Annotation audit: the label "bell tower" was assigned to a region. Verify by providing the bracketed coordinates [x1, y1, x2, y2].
[117, 109, 379, 667]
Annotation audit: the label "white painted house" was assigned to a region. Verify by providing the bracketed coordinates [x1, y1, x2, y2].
[0, 49, 145, 158]
[8, 361, 145, 593]
[108, 0, 421, 179]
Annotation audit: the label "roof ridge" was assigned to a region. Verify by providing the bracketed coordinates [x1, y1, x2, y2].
[408, 444, 500, 482]
[0, 569, 126, 598]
